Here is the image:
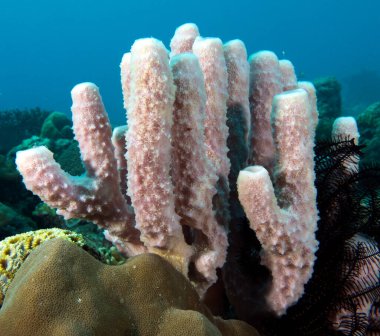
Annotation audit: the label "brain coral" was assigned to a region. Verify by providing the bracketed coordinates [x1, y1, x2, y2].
[0, 228, 84, 305]
[0, 239, 259, 336]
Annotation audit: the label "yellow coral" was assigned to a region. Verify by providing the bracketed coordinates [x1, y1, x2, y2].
[0, 228, 84, 305]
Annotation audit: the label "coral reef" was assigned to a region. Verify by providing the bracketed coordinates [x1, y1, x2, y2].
[40, 111, 74, 140]
[313, 77, 342, 140]
[357, 101, 380, 165]
[4, 22, 378, 335]
[0, 202, 36, 240]
[0, 228, 84, 305]
[15, 23, 319, 315]
[0, 238, 259, 336]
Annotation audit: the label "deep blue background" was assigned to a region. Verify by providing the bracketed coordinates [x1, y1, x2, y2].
[1, 0, 379, 125]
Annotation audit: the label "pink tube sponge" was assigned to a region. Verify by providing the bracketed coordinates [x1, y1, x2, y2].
[170, 23, 200, 57]
[238, 89, 319, 315]
[170, 53, 228, 294]
[126, 38, 185, 250]
[16, 83, 144, 256]
[15, 23, 322, 305]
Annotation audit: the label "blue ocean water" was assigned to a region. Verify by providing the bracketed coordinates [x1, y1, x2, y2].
[0, 0, 379, 125]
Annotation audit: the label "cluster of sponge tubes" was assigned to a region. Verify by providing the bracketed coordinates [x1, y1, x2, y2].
[16, 23, 320, 316]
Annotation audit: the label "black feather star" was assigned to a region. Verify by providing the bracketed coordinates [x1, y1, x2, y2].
[223, 136, 379, 336]
[276, 137, 380, 336]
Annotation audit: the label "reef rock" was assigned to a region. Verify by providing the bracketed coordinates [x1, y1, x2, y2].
[40, 111, 74, 140]
[313, 76, 342, 140]
[357, 101, 380, 164]
[0, 238, 259, 336]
